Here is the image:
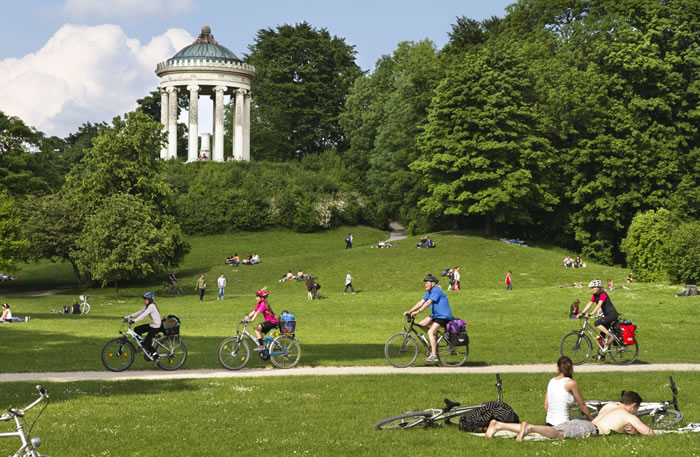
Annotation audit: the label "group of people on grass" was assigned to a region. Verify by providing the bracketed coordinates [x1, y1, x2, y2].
[416, 236, 435, 248]
[563, 255, 584, 268]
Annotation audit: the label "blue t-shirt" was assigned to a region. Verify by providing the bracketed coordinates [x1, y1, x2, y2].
[423, 286, 453, 320]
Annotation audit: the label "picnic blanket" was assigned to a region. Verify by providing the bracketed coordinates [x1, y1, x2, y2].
[469, 423, 700, 440]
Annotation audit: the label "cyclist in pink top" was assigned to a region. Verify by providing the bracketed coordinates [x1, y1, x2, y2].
[244, 289, 278, 351]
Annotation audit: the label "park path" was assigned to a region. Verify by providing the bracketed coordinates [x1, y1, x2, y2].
[2, 363, 699, 383]
[385, 221, 407, 242]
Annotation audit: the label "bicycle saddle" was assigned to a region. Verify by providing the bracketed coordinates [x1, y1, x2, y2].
[443, 398, 461, 411]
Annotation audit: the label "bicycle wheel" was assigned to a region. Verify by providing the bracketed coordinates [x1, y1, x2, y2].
[101, 338, 135, 372]
[155, 335, 188, 370]
[218, 337, 250, 370]
[559, 331, 592, 365]
[81, 303, 90, 315]
[640, 409, 683, 428]
[384, 333, 419, 368]
[269, 335, 301, 369]
[374, 411, 433, 430]
[608, 340, 639, 365]
[437, 336, 469, 367]
[175, 285, 184, 296]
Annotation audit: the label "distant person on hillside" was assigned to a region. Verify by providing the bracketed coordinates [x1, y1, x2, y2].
[294, 269, 306, 280]
[578, 279, 620, 360]
[250, 253, 260, 265]
[569, 299, 580, 319]
[344, 233, 353, 249]
[606, 279, 615, 290]
[1, 303, 28, 322]
[451, 267, 461, 291]
[306, 275, 315, 300]
[232, 253, 241, 266]
[279, 270, 295, 282]
[563, 256, 574, 268]
[403, 274, 453, 363]
[241, 253, 253, 264]
[195, 274, 207, 302]
[344, 270, 355, 294]
[574, 256, 583, 268]
[505, 271, 512, 291]
[217, 273, 227, 300]
[627, 272, 633, 284]
[225, 255, 234, 265]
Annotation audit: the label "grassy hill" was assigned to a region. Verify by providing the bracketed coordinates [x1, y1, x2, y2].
[1, 227, 696, 372]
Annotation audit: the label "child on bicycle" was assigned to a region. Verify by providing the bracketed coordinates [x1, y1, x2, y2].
[244, 289, 278, 351]
[403, 274, 453, 362]
[578, 279, 620, 360]
[124, 291, 161, 361]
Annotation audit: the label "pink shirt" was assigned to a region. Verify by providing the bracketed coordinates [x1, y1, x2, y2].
[254, 300, 278, 324]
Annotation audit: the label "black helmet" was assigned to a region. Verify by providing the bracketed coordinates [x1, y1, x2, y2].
[423, 274, 439, 284]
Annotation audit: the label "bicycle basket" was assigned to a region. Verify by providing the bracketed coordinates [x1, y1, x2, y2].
[161, 315, 181, 335]
[279, 310, 296, 333]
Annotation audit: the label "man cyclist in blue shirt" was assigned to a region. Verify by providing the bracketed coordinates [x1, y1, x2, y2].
[404, 274, 453, 362]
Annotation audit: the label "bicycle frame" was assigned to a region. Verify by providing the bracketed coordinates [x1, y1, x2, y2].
[235, 320, 289, 357]
[0, 385, 50, 457]
[403, 316, 450, 349]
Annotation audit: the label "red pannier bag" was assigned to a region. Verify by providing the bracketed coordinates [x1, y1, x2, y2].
[619, 324, 636, 345]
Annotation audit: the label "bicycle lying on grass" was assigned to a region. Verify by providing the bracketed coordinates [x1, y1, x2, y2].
[218, 317, 301, 370]
[0, 385, 51, 457]
[570, 376, 683, 428]
[374, 374, 504, 430]
[384, 315, 469, 368]
[78, 295, 90, 315]
[101, 321, 187, 372]
[559, 316, 639, 365]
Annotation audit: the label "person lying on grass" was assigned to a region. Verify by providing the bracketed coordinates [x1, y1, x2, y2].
[485, 390, 653, 440]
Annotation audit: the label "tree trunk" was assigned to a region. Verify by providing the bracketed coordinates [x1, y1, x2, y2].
[70, 261, 83, 287]
[484, 213, 494, 236]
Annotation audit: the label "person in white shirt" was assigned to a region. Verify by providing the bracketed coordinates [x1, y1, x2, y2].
[217, 273, 227, 300]
[344, 271, 355, 294]
[124, 292, 161, 361]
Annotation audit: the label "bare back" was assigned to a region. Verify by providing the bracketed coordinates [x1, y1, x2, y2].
[593, 403, 652, 435]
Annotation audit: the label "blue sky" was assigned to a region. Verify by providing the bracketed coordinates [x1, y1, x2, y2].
[0, 0, 514, 137]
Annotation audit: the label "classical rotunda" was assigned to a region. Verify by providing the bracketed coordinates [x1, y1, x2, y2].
[155, 26, 255, 162]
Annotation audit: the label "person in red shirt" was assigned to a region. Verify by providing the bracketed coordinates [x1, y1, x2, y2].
[505, 271, 512, 291]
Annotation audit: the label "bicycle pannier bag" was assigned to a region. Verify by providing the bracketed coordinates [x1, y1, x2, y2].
[451, 331, 469, 347]
[161, 315, 181, 335]
[459, 401, 519, 433]
[280, 310, 296, 333]
[619, 323, 636, 345]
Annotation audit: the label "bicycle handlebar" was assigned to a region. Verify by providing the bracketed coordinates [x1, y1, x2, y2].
[0, 385, 48, 421]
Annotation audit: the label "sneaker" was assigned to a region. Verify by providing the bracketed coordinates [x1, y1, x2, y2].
[593, 354, 605, 361]
[424, 354, 439, 362]
[254, 345, 266, 352]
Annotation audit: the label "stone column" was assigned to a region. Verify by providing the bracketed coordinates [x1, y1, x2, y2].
[167, 86, 178, 159]
[159, 87, 169, 159]
[213, 85, 226, 162]
[243, 90, 251, 161]
[233, 88, 244, 161]
[187, 85, 200, 163]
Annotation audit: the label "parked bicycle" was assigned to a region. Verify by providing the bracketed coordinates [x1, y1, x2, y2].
[218, 317, 301, 370]
[101, 321, 187, 371]
[559, 316, 639, 365]
[384, 315, 469, 368]
[0, 385, 51, 457]
[375, 374, 503, 429]
[570, 376, 683, 428]
[161, 281, 183, 296]
[78, 295, 90, 315]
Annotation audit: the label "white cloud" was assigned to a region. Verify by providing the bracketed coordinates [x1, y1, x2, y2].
[0, 24, 193, 137]
[62, 0, 195, 20]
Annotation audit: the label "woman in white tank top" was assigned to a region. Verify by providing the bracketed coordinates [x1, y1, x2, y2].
[545, 356, 594, 425]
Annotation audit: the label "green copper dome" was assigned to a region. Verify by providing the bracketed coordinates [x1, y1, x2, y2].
[170, 26, 241, 63]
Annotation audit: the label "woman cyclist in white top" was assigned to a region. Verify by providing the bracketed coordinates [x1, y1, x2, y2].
[545, 356, 594, 425]
[124, 292, 161, 361]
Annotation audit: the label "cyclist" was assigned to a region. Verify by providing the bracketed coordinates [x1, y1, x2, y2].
[168, 271, 179, 289]
[124, 292, 162, 361]
[244, 289, 278, 351]
[403, 274, 453, 362]
[578, 279, 620, 360]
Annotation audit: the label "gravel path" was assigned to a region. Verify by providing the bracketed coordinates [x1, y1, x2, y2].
[385, 221, 407, 242]
[2, 363, 699, 383]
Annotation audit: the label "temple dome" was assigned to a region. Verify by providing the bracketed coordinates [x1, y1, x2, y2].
[170, 25, 241, 63]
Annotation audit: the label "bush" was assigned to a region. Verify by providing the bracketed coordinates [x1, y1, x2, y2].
[620, 209, 679, 282]
[663, 220, 700, 284]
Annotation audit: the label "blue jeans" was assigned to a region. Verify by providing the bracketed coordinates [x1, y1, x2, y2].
[344, 283, 355, 293]
[218, 287, 225, 299]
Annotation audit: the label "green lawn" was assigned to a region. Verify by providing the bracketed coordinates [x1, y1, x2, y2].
[1, 372, 698, 457]
[1, 227, 698, 372]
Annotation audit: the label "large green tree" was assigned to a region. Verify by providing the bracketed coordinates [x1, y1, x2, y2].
[246, 22, 363, 160]
[0, 191, 29, 274]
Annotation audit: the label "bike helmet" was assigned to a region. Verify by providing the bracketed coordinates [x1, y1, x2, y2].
[142, 291, 156, 300]
[588, 279, 603, 288]
[255, 289, 269, 298]
[423, 274, 439, 284]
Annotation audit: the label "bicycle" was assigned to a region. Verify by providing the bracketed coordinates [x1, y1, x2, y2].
[559, 316, 639, 365]
[384, 315, 469, 368]
[218, 318, 301, 370]
[375, 374, 503, 429]
[0, 385, 51, 457]
[570, 376, 683, 428]
[79, 295, 90, 315]
[101, 321, 187, 371]
[161, 281, 183, 296]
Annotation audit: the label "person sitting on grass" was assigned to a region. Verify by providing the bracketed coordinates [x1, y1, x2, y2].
[569, 299, 580, 319]
[485, 391, 652, 440]
[294, 269, 306, 280]
[250, 253, 260, 264]
[241, 252, 253, 264]
[1, 303, 29, 322]
[243, 289, 278, 351]
[544, 356, 594, 426]
[402, 274, 453, 363]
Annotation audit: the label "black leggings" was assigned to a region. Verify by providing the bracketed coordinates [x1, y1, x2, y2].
[134, 324, 160, 354]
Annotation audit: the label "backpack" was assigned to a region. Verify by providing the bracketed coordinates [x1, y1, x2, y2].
[446, 319, 469, 346]
[279, 310, 296, 333]
[446, 319, 467, 334]
[161, 315, 181, 335]
[459, 401, 520, 433]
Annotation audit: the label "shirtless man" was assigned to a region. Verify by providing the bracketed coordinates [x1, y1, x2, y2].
[486, 391, 653, 441]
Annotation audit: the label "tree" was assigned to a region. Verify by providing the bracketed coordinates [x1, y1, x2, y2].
[663, 221, 700, 284]
[246, 22, 363, 160]
[620, 209, 678, 282]
[0, 191, 29, 274]
[74, 193, 189, 295]
[63, 122, 107, 167]
[412, 43, 558, 235]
